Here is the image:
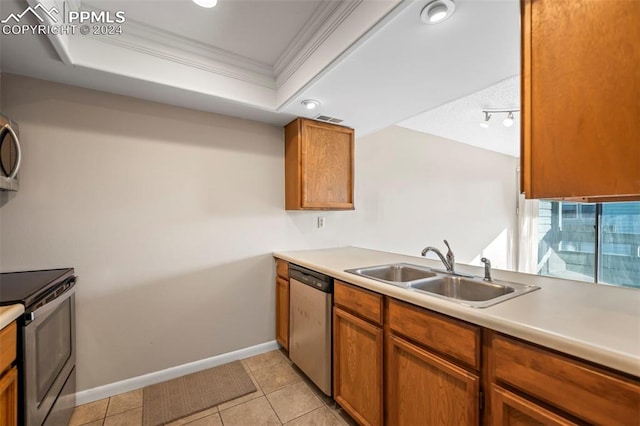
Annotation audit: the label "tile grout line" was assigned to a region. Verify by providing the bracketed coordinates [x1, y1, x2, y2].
[263, 394, 285, 425]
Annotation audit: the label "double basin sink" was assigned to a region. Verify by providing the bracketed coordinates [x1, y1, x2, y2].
[345, 263, 539, 308]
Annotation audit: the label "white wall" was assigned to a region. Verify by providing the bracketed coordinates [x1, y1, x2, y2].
[351, 126, 519, 270]
[0, 74, 355, 392]
[0, 74, 518, 394]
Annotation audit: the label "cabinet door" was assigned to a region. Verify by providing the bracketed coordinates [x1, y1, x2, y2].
[275, 276, 289, 350]
[300, 119, 354, 209]
[0, 367, 18, 426]
[491, 385, 577, 426]
[521, 0, 640, 200]
[285, 118, 354, 210]
[387, 334, 479, 426]
[333, 307, 383, 426]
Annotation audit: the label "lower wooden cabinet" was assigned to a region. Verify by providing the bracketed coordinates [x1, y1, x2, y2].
[0, 321, 17, 425]
[487, 332, 640, 425]
[272, 264, 640, 426]
[490, 385, 577, 426]
[333, 307, 383, 426]
[0, 366, 18, 425]
[387, 334, 479, 425]
[274, 258, 290, 350]
[275, 276, 289, 350]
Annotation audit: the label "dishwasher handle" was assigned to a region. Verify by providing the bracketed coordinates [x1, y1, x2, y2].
[289, 264, 333, 293]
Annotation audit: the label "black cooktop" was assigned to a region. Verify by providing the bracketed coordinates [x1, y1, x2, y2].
[0, 268, 75, 308]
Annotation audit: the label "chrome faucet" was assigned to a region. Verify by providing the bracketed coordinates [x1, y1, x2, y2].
[481, 257, 492, 281]
[421, 240, 455, 273]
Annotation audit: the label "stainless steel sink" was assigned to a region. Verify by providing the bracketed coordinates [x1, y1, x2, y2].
[409, 276, 539, 308]
[345, 263, 437, 286]
[410, 276, 514, 301]
[345, 262, 539, 308]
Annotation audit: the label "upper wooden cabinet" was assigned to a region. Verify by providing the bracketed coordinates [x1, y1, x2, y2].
[520, 0, 640, 201]
[284, 118, 354, 210]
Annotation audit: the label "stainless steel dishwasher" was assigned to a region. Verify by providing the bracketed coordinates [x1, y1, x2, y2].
[288, 264, 333, 396]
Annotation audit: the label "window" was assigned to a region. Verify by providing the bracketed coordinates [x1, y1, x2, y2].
[561, 202, 578, 219]
[537, 201, 640, 289]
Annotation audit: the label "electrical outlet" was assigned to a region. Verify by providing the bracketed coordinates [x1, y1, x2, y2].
[317, 216, 325, 229]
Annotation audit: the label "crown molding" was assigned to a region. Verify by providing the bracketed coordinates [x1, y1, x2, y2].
[273, 0, 363, 89]
[25, 0, 73, 64]
[84, 8, 276, 89]
[80, 1, 365, 92]
[39, 0, 373, 98]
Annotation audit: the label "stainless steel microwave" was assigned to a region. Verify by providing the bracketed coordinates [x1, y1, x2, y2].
[0, 114, 21, 191]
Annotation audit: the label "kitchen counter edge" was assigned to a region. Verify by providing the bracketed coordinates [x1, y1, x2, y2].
[0, 304, 24, 330]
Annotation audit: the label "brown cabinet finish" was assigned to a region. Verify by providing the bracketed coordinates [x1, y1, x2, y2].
[275, 258, 289, 280]
[490, 385, 577, 426]
[275, 258, 289, 350]
[334, 280, 383, 326]
[387, 334, 479, 426]
[0, 367, 18, 426]
[0, 322, 16, 375]
[0, 322, 17, 426]
[388, 298, 480, 370]
[488, 332, 640, 425]
[521, 0, 640, 200]
[285, 118, 354, 210]
[333, 307, 383, 426]
[275, 272, 289, 350]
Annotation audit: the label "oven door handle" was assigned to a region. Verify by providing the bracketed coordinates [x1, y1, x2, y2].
[23, 277, 77, 325]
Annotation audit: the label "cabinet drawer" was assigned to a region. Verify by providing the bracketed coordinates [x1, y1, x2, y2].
[490, 384, 577, 426]
[388, 299, 480, 370]
[334, 281, 383, 325]
[0, 322, 16, 375]
[489, 332, 640, 425]
[275, 259, 289, 279]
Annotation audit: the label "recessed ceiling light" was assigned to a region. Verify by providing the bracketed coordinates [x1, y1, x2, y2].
[193, 0, 217, 8]
[421, 0, 456, 24]
[301, 99, 320, 110]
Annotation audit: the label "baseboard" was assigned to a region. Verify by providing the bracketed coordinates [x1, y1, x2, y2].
[75, 340, 280, 406]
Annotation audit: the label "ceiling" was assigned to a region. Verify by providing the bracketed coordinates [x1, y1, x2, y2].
[398, 76, 520, 157]
[0, 0, 520, 153]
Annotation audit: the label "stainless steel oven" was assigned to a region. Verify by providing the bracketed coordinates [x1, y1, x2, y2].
[24, 279, 76, 426]
[0, 268, 76, 426]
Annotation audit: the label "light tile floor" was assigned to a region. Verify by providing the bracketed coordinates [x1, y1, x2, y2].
[69, 350, 357, 426]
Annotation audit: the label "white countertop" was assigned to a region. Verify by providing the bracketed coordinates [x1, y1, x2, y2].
[0, 304, 24, 330]
[274, 246, 640, 377]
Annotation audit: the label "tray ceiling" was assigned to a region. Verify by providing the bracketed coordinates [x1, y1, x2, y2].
[1, 0, 521, 155]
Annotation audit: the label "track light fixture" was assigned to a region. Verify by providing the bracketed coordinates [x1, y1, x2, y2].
[480, 111, 491, 128]
[480, 109, 519, 128]
[503, 111, 514, 127]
